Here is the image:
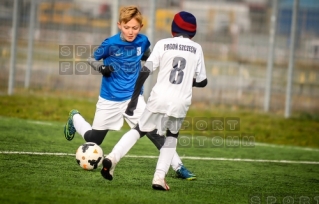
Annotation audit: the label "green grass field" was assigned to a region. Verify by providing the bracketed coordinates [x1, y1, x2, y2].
[0, 93, 319, 203]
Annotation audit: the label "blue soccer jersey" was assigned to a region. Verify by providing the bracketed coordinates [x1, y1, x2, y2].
[94, 33, 150, 101]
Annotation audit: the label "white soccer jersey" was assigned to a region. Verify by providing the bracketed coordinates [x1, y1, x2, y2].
[145, 36, 207, 118]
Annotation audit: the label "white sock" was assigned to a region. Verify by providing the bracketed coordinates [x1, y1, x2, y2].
[171, 153, 183, 171]
[109, 129, 140, 164]
[154, 137, 177, 179]
[73, 114, 91, 138]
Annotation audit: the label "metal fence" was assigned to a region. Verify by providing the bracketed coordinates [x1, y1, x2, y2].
[0, 0, 318, 115]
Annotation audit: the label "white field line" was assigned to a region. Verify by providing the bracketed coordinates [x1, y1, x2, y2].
[8, 119, 319, 153]
[1, 151, 319, 165]
[127, 155, 319, 165]
[27, 121, 54, 126]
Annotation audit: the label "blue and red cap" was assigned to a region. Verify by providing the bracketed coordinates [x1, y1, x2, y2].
[171, 11, 197, 38]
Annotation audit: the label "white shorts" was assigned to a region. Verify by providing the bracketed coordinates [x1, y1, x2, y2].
[139, 109, 185, 136]
[92, 95, 146, 131]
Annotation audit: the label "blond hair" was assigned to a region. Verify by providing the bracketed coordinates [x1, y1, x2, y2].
[119, 6, 143, 25]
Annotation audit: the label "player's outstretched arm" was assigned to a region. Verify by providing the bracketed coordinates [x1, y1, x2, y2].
[125, 65, 151, 116]
[87, 56, 114, 77]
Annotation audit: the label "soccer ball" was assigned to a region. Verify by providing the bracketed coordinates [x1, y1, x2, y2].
[75, 142, 104, 170]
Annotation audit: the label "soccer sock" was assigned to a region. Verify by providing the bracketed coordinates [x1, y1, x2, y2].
[154, 137, 177, 179]
[171, 153, 183, 171]
[109, 129, 140, 164]
[146, 131, 182, 171]
[73, 114, 91, 138]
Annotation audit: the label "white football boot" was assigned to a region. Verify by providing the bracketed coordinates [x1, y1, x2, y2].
[100, 155, 117, 181]
[152, 176, 170, 191]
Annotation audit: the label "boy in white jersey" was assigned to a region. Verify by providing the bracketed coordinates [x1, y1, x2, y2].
[64, 6, 195, 180]
[101, 11, 207, 190]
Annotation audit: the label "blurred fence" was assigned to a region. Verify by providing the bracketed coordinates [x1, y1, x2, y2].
[0, 0, 319, 114]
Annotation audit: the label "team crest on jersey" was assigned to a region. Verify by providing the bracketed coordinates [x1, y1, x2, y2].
[136, 47, 141, 56]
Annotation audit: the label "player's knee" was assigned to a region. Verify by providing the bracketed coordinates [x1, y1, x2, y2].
[84, 129, 108, 145]
[166, 129, 179, 138]
[134, 124, 147, 138]
[146, 130, 165, 150]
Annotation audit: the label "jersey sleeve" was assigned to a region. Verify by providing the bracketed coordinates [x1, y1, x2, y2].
[94, 39, 110, 61]
[141, 48, 151, 61]
[140, 36, 151, 60]
[194, 46, 207, 82]
[144, 37, 151, 51]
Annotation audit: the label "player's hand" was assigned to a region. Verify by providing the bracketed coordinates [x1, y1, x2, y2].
[87, 56, 114, 77]
[98, 65, 114, 77]
[125, 99, 138, 116]
[124, 106, 134, 116]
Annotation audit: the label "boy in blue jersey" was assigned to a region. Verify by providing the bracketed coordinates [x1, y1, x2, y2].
[64, 6, 195, 180]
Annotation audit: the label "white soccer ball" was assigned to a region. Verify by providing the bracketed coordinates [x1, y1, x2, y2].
[75, 142, 104, 170]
